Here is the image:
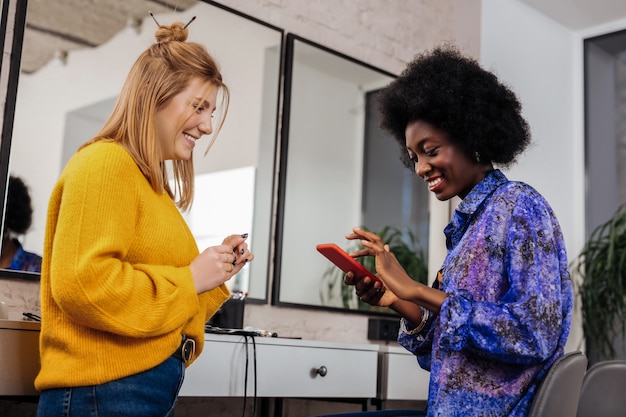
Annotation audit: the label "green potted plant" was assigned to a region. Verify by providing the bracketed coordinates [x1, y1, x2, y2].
[320, 226, 428, 311]
[573, 203, 626, 363]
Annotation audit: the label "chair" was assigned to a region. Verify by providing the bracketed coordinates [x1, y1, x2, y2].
[314, 352, 586, 417]
[576, 360, 626, 417]
[527, 351, 587, 417]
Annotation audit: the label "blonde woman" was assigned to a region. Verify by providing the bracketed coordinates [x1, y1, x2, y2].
[36, 19, 253, 416]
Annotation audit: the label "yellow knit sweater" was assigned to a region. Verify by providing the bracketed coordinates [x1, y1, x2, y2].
[35, 141, 230, 390]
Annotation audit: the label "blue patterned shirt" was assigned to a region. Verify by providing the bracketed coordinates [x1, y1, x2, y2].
[398, 169, 573, 417]
[8, 239, 42, 273]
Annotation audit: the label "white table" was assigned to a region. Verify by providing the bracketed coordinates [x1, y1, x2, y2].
[1, 322, 430, 415]
[182, 333, 379, 399]
[181, 332, 382, 415]
[377, 345, 430, 404]
[0, 320, 41, 396]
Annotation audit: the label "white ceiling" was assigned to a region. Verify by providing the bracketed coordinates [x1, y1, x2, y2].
[20, 0, 626, 75]
[21, 0, 197, 74]
[518, 0, 626, 30]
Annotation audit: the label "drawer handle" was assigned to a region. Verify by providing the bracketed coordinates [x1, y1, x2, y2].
[315, 365, 328, 377]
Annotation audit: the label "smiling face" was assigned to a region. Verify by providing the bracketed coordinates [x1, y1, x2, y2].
[154, 77, 218, 161]
[405, 120, 490, 201]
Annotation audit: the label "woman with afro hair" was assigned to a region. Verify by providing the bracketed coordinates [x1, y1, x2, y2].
[0, 176, 42, 272]
[343, 45, 573, 416]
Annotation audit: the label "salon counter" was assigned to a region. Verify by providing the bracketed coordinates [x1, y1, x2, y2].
[378, 344, 430, 403]
[181, 333, 380, 399]
[0, 320, 41, 396]
[1, 321, 428, 412]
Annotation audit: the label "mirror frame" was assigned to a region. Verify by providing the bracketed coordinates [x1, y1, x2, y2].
[271, 33, 399, 315]
[0, 0, 32, 281]
[0, 0, 285, 303]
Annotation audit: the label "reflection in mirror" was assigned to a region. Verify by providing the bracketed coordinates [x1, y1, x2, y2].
[5, 0, 282, 300]
[273, 35, 430, 313]
[1, 175, 42, 272]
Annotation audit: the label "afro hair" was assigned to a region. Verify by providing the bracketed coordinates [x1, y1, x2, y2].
[4, 176, 33, 235]
[377, 44, 531, 170]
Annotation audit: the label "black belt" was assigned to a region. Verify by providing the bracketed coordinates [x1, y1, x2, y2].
[172, 335, 195, 364]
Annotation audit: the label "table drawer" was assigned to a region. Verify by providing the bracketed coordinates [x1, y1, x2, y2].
[181, 336, 378, 398]
[254, 343, 377, 397]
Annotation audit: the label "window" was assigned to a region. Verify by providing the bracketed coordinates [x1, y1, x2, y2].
[584, 29, 626, 235]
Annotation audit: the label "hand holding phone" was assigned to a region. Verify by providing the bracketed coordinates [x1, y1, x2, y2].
[316, 243, 381, 283]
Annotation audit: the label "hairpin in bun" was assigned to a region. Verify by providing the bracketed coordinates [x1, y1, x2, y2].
[183, 16, 196, 29]
[149, 11, 196, 29]
[149, 11, 161, 27]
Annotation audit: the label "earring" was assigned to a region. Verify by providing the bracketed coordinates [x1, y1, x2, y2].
[474, 151, 480, 163]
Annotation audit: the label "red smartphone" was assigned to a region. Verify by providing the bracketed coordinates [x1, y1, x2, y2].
[316, 243, 381, 283]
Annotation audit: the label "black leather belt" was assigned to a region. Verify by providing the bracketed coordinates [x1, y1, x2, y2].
[172, 335, 195, 364]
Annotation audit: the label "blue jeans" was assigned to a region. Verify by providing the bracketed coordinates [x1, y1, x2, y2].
[37, 356, 185, 417]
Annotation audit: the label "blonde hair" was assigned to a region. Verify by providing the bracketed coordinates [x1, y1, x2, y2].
[82, 21, 230, 211]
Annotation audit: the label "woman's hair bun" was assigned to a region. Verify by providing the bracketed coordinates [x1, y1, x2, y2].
[155, 22, 188, 44]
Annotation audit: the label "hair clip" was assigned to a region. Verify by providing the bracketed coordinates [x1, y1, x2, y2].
[148, 11, 195, 30]
[149, 11, 161, 27]
[183, 16, 196, 29]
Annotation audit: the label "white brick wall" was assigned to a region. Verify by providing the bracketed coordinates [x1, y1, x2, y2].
[214, 0, 481, 74]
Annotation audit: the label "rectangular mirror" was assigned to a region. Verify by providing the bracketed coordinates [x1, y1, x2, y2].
[273, 34, 430, 313]
[1, 0, 283, 301]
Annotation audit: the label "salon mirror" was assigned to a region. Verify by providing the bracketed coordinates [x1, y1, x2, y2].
[1, 0, 283, 301]
[273, 34, 430, 313]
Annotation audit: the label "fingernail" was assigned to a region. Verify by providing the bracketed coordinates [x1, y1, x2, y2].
[232, 259, 237, 266]
[240, 248, 244, 255]
[241, 233, 248, 238]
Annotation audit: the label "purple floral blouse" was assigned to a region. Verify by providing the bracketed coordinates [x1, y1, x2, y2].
[399, 169, 573, 417]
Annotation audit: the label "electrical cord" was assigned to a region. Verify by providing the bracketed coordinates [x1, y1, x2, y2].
[205, 324, 277, 338]
[22, 312, 41, 321]
[205, 325, 259, 417]
[242, 335, 249, 417]
[240, 335, 258, 417]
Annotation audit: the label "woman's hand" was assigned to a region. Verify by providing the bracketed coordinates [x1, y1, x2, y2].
[344, 271, 398, 308]
[347, 227, 447, 312]
[346, 227, 417, 299]
[189, 233, 254, 294]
